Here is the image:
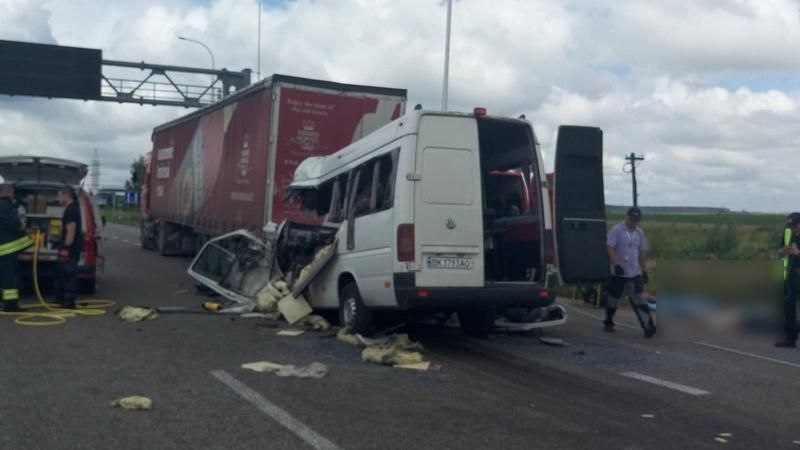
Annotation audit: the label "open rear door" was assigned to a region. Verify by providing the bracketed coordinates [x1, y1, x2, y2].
[553, 126, 610, 284]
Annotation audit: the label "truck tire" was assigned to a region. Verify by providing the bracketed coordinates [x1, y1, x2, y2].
[157, 224, 168, 256]
[339, 282, 374, 335]
[140, 223, 153, 250]
[458, 306, 496, 338]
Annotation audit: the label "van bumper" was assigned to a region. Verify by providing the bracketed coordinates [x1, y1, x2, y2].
[393, 273, 556, 310]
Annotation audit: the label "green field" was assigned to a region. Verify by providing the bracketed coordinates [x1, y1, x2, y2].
[606, 212, 785, 261]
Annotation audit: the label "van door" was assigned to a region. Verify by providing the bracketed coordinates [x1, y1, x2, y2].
[414, 116, 484, 288]
[553, 125, 610, 284]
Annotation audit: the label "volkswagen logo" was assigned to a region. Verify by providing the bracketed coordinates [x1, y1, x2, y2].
[446, 218, 456, 230]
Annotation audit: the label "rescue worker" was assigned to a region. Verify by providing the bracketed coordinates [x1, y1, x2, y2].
[604, 207, 656, 337]
[0, 183, 33, 312]
[54, 187, 82, 309]
[776, 212, 800, 348]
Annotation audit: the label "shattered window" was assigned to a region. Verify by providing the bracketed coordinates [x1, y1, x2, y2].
[353, 162, 374, 218]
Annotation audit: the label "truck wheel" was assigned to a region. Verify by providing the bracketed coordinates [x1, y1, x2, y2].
[140, 224, 153, 250]
[339, 283, 374, 335]
[79, 277, 96, 295]
[458, 306, 497, 338]
[157, 224, 168, 255]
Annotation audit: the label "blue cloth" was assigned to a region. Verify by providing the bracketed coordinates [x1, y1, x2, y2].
[606, 222, 648, 278]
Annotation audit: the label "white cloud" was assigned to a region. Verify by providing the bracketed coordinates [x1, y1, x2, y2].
[1, 0, 799, 212]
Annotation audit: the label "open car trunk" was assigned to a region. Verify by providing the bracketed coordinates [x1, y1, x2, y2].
[187, 222, 338, 305]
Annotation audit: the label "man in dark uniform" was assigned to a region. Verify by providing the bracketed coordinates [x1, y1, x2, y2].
[55, 187, 82, 309]
[0, 183, 33, 312]
[776, 212, 800, 348]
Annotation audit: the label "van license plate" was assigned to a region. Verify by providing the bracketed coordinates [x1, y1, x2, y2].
[426, 256, 473, 270]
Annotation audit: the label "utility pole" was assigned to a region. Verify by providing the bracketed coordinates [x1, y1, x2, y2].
[624, 153, 644, 207]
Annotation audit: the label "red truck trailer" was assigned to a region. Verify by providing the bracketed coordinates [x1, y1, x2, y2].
[140, 75, 407, 254]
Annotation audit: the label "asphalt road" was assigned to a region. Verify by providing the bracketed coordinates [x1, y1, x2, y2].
[0, 222, 798, 449]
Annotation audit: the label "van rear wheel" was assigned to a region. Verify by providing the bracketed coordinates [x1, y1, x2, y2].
[339, 283, 374, 336]
[458, 306, 496, 338]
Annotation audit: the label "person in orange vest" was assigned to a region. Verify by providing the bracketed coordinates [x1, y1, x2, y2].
[0, 183, 33, 312]
[776, 212, 800, 348]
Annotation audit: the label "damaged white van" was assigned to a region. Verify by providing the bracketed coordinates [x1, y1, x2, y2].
[189, 108, 610, 336]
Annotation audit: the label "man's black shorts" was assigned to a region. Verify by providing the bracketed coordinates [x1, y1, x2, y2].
[607, 275, 644, 299]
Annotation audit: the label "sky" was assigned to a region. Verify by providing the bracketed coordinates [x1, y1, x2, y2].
[1, 0, 800, 212]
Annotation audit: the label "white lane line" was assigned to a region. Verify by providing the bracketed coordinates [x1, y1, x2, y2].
[111, 236, 119, 240]
[122, 239, 130, 243]
[135, 243, 141, 247]
[210, 370, 342, 450]
[621, 371, 710, 396]
[694, 341, 800, 370]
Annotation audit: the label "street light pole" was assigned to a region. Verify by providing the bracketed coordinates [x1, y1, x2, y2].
[178, 36, 216, 95]
[441, 0, 452, 111]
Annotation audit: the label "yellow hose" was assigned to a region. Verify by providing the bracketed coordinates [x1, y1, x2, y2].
[0, 230, 115, 326]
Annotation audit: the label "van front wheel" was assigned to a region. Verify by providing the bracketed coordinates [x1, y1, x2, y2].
[458, 306, 496, 338]
[339, 283, 374, 336]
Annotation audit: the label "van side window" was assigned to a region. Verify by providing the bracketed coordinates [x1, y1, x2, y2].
[353, 162, 375, 218]
[326, 175, 348, 223]
[351, 149, 398, 218]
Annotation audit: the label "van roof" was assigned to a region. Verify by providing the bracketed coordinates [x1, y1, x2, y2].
[288, 110, 531, 190]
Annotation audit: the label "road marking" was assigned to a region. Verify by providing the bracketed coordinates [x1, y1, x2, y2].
[122, 239, 130, 243]
[560, 301, 640, 331]
[111, 236, 119, 240]
[210, 370, 342, 450]
[694, 341, 800, 370]
[135, 243, 141, 247]
[620, 371, 710, 396]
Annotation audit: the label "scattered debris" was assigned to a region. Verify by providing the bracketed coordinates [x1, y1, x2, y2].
[640, 414, 655, 419]
[255, 289, 279, 312]
[240, 312, 281, 320]
[275, 362, 328, 379]
[394, 362, 432, 371]
[361, 334, 426, 366]
[277, 329, 305, 337]
[277, 294, 312, 325]
[118, 306, 158, 323]
[300, 314, 331, 331]
[241, 361, 328, 379]
[336, 328, 360, 346]
[111, 396, 153, 411]
[242, 361, 284, 372]
[572, 350, 586, 356]
[540, 337, 568, 347]
[362, 346, 424, 366]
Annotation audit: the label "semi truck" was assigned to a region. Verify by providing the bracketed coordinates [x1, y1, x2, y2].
[140, 75, 407, 253]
